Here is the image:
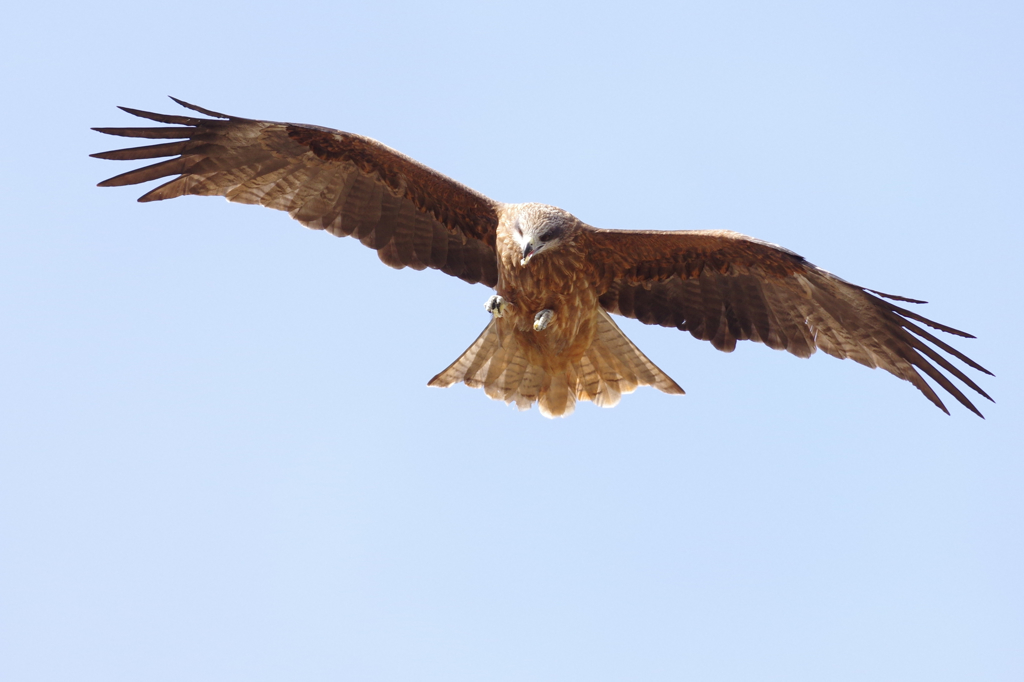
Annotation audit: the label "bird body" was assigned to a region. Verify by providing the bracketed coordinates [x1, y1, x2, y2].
[495, 204, 597, 365]
[93, 99, 992, 418]
[430, 203, 683, 416]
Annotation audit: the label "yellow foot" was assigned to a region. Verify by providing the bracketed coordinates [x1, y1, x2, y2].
[485, 294, 507, 318]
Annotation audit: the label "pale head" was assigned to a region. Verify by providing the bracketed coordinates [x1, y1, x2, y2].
[503, 203, 578, 266]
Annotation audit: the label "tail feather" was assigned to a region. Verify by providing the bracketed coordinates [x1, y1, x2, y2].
[574, 354, 603, 404]
[428, 309, 683, 418]
[428, 321, 500, 389]
[484, 351, 529, 402]
[586, 332, 640, 397]
[540, 372, 576, 418]
[483, 341, 518, 388]
[512, 364, 546, 410]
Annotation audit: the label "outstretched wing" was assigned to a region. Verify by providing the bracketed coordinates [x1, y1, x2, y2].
[92, 98, 500, 286]
[583, 228, 993, 416]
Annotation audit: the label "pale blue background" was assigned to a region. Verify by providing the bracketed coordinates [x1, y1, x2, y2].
[1, 1, 1021, 680]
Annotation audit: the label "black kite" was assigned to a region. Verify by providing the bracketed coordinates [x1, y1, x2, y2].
[92, 99, 992, 418]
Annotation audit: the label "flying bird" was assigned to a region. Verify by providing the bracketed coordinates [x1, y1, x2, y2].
[92, 99, 992, 418]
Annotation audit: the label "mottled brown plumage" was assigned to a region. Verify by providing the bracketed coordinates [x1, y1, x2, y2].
[93, 99, 993, 418]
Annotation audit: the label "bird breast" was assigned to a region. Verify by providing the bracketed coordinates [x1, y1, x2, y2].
[495, 233, 598, 368]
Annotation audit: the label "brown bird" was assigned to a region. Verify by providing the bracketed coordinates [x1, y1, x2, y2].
[92, 99, 992, 418]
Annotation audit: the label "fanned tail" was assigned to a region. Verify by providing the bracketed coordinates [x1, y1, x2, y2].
[428, 310, 683, 418]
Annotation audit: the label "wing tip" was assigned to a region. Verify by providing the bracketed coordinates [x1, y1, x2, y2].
[116, 105, 145, 117]
[931, 381, 987, 419]
[868, 288, 928, 304]
[91, 126, 128, 138]
[168, 96, 231, 119]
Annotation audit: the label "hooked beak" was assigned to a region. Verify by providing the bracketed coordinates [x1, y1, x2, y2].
[520, 242, 536, 267]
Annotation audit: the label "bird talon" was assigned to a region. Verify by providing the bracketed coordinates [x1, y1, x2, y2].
[533, 309, 554, 331]
[485, 294, 507, 318]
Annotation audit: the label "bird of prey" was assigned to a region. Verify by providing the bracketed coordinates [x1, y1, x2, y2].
[92, 99, 992, 418]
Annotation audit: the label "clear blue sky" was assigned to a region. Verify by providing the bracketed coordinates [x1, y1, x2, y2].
[2, 1, 1021, 680]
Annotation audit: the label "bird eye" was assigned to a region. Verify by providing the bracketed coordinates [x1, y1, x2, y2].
[539, 233, 553, 243]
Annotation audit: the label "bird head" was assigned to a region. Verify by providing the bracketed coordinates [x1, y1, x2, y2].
[508, 203, 576, 267]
